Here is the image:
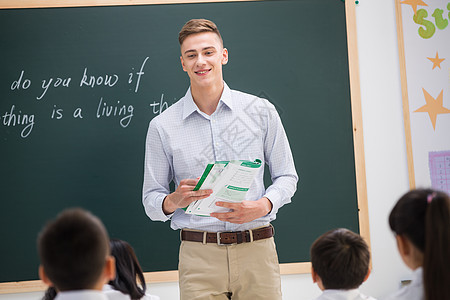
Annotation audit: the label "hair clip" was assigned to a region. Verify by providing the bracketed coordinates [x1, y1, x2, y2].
[427, 192, 436, 203]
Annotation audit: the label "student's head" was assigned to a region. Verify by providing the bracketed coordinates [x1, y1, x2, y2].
[37, 208, 115, 291]
[310, 228, 370, 290]
[178, 19, 228, 89]
[389, 188, 450, 300]
[108, 239, 147, 300]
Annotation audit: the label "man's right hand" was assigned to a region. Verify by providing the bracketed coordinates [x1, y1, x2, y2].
[162, 178, 213, 215]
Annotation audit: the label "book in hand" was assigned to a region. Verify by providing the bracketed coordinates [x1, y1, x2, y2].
[184, 159, 262, 216]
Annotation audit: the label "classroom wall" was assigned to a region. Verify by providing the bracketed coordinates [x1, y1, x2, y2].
[0, 0, 415, 299]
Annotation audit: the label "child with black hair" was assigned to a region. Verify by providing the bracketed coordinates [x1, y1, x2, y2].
[310, 228, 376, 300]
[37, 208, 115, 300]
[384, 188, 450, 300]
[41, 239, 160, 300]
[103, 239, 159, 300]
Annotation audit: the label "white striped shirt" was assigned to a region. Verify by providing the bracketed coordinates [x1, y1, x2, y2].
[142, 82, 298, 232]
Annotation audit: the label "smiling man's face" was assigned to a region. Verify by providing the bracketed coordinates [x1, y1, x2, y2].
[180, 31, 228, 90]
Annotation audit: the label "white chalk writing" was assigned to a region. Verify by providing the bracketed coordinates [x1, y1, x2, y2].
[96, 97, 134, 128]
[1, 105, 35, 138]
[3, 57, 172, 138]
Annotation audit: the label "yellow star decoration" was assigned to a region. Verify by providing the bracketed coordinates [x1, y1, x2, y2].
[427, 52, 445, 70]
[414, 88, 450, 130]
[401, 0, 428, 15]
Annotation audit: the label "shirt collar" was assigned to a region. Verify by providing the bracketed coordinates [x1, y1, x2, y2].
[322, 288, 361, 297]
[182, 82, 233, 120]
[55, 290, 108, 300]
[220, 82, 233, 110]
[410, 267, 423, 286]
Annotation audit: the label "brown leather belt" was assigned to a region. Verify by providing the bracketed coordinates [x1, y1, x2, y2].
[180, 225, 274, 245]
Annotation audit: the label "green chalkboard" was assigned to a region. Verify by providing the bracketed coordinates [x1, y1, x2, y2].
[0, 0, 359, 283]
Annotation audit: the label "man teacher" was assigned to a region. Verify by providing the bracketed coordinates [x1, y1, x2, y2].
[143, 19, 298, 300]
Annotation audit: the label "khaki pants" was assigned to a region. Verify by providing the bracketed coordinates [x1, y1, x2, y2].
[178, 237, 282, 300]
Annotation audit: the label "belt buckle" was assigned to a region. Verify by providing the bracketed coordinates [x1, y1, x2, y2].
[217, 232, 226, 246]
[217, 231, 241, 246]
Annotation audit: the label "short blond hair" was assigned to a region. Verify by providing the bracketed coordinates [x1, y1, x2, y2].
[178, 19, 223, 46]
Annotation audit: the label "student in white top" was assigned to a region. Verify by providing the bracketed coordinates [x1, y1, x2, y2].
[384, 188, 450, 300]
[40, 239, 160, 300]
[310, 228, 376, 300]
[103, 239, 160, 300]
[37, 208, 116, 300]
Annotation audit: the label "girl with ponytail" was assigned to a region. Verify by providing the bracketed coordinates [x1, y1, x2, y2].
[385, 188, 450, 300]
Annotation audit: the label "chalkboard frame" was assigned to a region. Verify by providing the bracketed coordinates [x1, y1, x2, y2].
[0, 0, 368, 294]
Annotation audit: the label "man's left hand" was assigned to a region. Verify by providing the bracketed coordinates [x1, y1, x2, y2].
[210, 197, 272, 224]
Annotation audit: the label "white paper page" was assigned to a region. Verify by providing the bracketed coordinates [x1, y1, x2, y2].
[190, 161, 259, 215]
[186, 162, 227, 213]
